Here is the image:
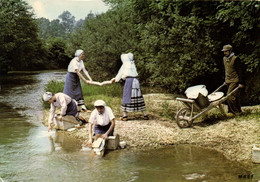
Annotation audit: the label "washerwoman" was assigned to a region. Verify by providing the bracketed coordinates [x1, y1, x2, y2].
[43, 92, 80, 131]
[112, 53, 149, 121]
[63, 49, 92, 111]
[87, 100, 115, 147]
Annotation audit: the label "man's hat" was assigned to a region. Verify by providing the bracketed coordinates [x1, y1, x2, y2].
[221, 44, 232, 51]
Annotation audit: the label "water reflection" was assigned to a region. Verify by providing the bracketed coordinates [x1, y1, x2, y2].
[48, 131, 82, 153]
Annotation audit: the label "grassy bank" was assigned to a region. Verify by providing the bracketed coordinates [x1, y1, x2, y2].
[43, 79, 260, 122]
[43, 80, 177, 118]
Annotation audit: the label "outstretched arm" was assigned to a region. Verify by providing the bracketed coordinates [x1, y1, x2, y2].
[82, 68, 92, 81]
[76, 69, 91, 85]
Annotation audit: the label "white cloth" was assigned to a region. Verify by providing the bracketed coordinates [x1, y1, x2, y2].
[226, 52, 235, 62]
[185, 85, 208, 99]
[48, 93, 72, 124]
[89, 106, 115, 126]
[94, 100, 106, 107]
[43, 92, 52, 101]
[115, 53, 138, 82]
[75, 49, 83, 57]
[208, 92, 224, 102]
[67, 57, 85, 73]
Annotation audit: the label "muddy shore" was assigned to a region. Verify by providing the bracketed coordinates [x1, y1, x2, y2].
[42, 94, 260, 167]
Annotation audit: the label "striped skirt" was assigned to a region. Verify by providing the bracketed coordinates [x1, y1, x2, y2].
[63, 72, 85, 106]
[121, 78, 146, 112]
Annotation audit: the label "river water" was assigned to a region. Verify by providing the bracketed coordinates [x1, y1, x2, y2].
[0, 71, 259, 182]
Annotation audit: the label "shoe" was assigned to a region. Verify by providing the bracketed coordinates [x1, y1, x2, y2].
[120, 116, 128, 121]
[78, 116, 87, 123]
[81, 108, 88, 112]
[143, 115, 149, 120]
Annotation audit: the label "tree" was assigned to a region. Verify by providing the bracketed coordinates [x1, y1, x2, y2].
[46, 37, 70, 69]
[37, 18, 66, 39]
[58, 11, 76, 34]
[0, 0, 47, 74]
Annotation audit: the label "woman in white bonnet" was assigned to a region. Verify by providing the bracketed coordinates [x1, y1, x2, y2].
[63, 49, 92, 111]
[111, 52, 148, 121]
[42, 92, 81, 131]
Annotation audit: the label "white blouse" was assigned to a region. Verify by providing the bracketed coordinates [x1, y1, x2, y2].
[67, 57, 85, 73]
[48, 93, 72, 124]
[89, 106, 115, 126]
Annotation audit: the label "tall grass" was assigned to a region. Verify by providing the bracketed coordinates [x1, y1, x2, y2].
[43, 80, 123, 112]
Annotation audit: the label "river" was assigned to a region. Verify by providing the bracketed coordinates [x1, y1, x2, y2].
[0, 71, 258, 182]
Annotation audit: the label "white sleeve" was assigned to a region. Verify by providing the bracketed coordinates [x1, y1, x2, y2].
[58, 95, 68, 116]
[89, 110, 97, 124]
[68, 58, 80, 72]
[107, 107, 115, 120]
[48, 104, 55, 124]
[115, 65, 125, 82]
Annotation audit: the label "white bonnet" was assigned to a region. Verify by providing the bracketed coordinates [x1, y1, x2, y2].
[121, 53, 129, 63]
[128, 52, 134, 61]
[43, 92, 53, 101]
[75, 49, 84, 57]
[94, 100, 106, 107]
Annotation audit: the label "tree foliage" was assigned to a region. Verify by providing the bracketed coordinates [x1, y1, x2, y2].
[0, 0, 47, 74]
[67, 0, 259, 104]
[1, 0, 259, 104]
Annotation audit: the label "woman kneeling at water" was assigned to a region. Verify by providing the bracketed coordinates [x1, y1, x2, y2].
[88, 100, 115, 147]
[43, 92, 82, 131]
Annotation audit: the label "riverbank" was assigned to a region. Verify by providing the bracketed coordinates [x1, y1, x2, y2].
[42, 94, 259, 167]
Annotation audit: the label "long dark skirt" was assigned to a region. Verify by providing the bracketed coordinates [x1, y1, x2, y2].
[66, 100, 79, 117]
[63, 72, 85, 106]
[121, 78, 146, 112]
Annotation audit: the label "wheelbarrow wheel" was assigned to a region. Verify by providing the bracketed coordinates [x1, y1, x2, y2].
[176, 108, 193, 128]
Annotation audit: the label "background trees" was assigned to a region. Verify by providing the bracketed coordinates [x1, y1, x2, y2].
[1, 0, 259, 104]
[0, 0, 47, 74]
[71, 0, 259, 104]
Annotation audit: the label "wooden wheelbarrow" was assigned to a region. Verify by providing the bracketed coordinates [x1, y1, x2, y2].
[175, 83, 240, 128]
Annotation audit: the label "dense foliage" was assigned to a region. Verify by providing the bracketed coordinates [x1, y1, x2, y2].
[1, 0, 259, 104]
[0, 0, 47, 74]
[67, 0, 259, 104]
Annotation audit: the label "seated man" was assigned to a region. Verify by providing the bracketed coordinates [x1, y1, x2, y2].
[87, 100, 115, 147]
[43, 92, 84, 131]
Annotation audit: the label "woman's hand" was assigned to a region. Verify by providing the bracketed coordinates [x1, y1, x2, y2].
[87, 138, 93, 147]
[111, 78, 116, 83]
[102, 134, 108, 140]
[48, 124, 52, 132]
[57, 115, 62, 121]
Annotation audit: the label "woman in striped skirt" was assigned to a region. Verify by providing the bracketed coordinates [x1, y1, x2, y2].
[112, 53, 148, 121]
[63, 49, 92, 111]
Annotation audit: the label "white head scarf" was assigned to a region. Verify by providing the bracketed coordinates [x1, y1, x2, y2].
[94, 100, 106, 107]
[115, 53, 138, 82]
[75, 49, 84, 57]
[128, 52, 134, 63]
[43, 92, 53, 101]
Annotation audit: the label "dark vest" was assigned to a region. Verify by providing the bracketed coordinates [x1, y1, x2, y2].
[223, 55, 239, 83]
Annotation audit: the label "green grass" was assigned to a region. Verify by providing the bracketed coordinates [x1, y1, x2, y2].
[43, 80, 123, 112]
[43, 79, 260, 122]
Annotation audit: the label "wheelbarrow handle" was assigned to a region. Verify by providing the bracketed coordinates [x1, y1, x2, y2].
[212, 83, 226, 93]
[226, 86, 240, 97]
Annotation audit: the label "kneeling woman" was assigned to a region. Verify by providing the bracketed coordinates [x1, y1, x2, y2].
[88, 100, 115, 147]
[43, 92, 79, 131]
